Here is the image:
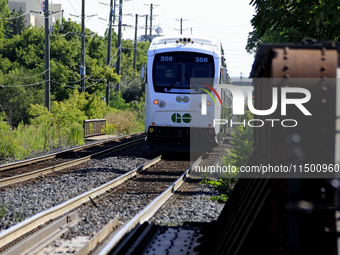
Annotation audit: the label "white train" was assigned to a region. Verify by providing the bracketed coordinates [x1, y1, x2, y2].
[144, 35, 230, 151]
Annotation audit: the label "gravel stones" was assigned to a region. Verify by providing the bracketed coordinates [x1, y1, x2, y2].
[61, 159, 191, 239]
[150, 140, 231, 226]
[151, 181, 225, 226]
[0, 142, 159, 232]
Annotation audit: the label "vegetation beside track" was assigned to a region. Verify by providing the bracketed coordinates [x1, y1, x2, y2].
[202, 110, 254, 203]
[0, 2, 147, 163]
[0, 91, 144, 162]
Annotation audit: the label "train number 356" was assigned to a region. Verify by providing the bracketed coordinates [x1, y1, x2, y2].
[195, 57, 208, 63]
[160, 56, 173, 61]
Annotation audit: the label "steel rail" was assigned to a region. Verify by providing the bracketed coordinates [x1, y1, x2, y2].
[0, 135, 146, 188]
[98, 156, 202, 255]
[4, 212, 80, 255]
[0, 132, 145, 172]
[0, 155, 161, 248]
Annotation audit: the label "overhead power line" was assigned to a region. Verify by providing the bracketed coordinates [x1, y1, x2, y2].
[50, 77, 105, 90]
[0, 76, 106, 89]
[0, 81, 46, 87]
[0, 10, 30, 19]
[2, 68, 52, 79]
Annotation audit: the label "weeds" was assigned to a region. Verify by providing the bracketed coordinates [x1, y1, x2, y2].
[0, 199, 7, 220]
[15, 211, 25, 222]
[104, 110, 144, 135]
[201, 176, 237, 204]
[89, 123, 94, 135]
[0, 90, 145, 163]
[211, 194, 229, 203]
[202, 110, 254, 203]
[68, 123, 85, 145]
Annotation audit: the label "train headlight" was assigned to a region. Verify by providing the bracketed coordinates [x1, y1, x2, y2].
[177, 38, 194, 44]
[199, 101, 212, 109]
[176, 96, 182, 103]
[154, 99, 165, 108]
[176, 96, 189, 103]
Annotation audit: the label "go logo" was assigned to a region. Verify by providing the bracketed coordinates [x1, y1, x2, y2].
[171, 113, 192, 123]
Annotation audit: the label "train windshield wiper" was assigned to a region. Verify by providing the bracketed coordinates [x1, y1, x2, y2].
[166, 73, 182, 91]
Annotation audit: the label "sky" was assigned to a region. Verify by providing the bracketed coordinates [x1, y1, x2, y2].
[53, 0, 256, 78]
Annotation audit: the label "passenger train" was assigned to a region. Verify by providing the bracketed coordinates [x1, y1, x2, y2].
[144, 35, 230, 151]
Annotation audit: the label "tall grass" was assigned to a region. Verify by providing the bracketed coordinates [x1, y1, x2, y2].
[0, 109, 142, 162]
[0, 90, 144, 163]
[0, 120, 27, 161]
[68, 123, 85, 145]
[104, 110, 144, 135]
[0, 119, 84, 162]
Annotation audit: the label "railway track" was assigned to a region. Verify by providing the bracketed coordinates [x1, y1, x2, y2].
[0, 155, 201, 255]
[0, 132, 146, 187]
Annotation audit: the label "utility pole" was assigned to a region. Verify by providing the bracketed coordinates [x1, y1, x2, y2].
[144, 14, 148, 41]
[44, 0, 50, 110]
[80, 0, 86, 92]
[133, 14, 138, 70]
[175, 18, 188, 35]
[180, 18, 182, 35]
[106, 0, 116, 105]
[144, 4, 159, 42]
[149, 4, 153, 42]
[116, 0, 123, 91]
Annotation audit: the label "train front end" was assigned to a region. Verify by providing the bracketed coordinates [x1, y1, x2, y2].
[145, 36, 224, 152]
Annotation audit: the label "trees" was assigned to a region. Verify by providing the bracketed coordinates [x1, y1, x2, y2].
[0, 68, 44, 127]
[5, 7, 26, 38]
[0, 0, 10, 40]
[246, 0, 340, 53]
[50, 19, 120, 100]
[0, 12, 148, 128]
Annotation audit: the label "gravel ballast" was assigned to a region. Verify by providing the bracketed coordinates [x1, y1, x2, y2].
[151, 182, 225, 225]
[61, 159, 191, 239]
[0, 142, 159, 231]
[0, 135, 231, 251]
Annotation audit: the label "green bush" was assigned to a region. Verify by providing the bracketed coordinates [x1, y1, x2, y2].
[103, 123, 116, 135]
[202, 111, 254, 203]
[68, 122, 85, 145]
[0, 118, 28, 161]
[104, 109, 143, 135]
[109, 92, 130, 110]
[129, 95, 145, 121]
[0, 90, 107, 161]
[0, 89, 145, 162]
[224, 125, 254, 171]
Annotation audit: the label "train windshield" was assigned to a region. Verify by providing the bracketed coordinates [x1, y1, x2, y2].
[152, 52, 214, 93]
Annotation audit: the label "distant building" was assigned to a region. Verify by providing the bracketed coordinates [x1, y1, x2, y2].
[7, 0, 62, 28]
[139, 34, 158, 42]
